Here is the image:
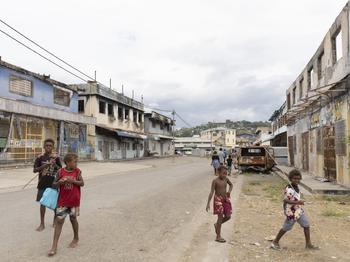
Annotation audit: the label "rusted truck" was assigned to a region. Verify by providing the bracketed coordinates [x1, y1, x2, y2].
[236, 145, 276, 172]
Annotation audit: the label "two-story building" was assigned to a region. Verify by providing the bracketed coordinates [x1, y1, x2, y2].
[144, 109, 174, 156]
[285, 2, 350, 187]
[200, 127, 236, 148]
[0, 59, 96, 163]
[77, 82, 145, 160]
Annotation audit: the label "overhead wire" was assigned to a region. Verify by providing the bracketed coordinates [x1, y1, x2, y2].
[0, 28, 88, 82]
[0, 18, 95, 81]
[175, 112, 192, 127]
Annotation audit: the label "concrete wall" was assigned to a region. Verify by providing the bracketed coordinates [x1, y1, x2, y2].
[0, 65, 78, 113]
[95, 135, 144, 161]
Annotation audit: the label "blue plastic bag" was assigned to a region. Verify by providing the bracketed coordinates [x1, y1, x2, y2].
[39, 188, 58, 210]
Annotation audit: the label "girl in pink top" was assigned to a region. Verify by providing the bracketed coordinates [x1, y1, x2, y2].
[48, 153, 84, 257]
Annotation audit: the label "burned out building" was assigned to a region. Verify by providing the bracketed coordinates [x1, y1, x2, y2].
[285, 2, 350, 187]
[0, 59, 96, 163]
[77, 82, 145, 160]
[269, 102, 287, 147]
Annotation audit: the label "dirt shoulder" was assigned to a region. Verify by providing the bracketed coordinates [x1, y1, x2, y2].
[230, 173, 350, 262]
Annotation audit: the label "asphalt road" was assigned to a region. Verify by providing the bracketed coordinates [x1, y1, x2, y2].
[0, 157, 224, 262]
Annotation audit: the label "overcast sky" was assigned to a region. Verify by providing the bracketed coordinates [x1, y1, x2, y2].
[0, 0, 348, 127]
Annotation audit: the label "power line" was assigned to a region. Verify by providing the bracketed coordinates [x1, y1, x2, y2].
[0, 18, 95, 81]
[175, 112, 192, 128]
[0, 28, 88, 82]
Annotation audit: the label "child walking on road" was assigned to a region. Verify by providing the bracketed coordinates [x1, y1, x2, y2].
[48, 153, 84, 256]
[206, 166, 233, 243]
[271, 169, 318, 251]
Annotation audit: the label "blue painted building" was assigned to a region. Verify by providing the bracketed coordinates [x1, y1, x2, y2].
[0, 59, 96, 163]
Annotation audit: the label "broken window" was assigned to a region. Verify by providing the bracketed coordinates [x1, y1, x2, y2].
[332, 29, 343, 64]
[133, 111, 137, 123]
[125, 108, 130, 120]
[118, 106, 123, 119]
[98, 141, 103, 151]
[99, 100, 106, 114]
[307, 67, 314, 90]
[9, 75, 33, 97]
[54, 87, 70, 107]
[292, 87, 296, 105]
[287, 93, 291, 109]
[132, 143, 137, 151]
[107, 103, 114, 116]
[317, 51, 325, 80]
[138, 112, 142, 123]
[78, 100, 84, 113]
[299, 78, 304, 100]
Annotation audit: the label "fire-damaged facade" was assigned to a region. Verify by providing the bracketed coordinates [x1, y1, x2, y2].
[285, 2, 350, 188]
[0, 59, 96, 163]
[144, 109, 175, 156]
[77, 82, 145, 160]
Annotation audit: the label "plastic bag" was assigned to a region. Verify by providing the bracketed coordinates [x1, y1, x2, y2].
[39, 188, 58, 210]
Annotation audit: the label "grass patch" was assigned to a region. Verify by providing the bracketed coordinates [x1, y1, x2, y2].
[319, 194, 350, 203]
[249, 181, 262, 186]
[263, 182, 285, 201]
[321, 208, 348, 217]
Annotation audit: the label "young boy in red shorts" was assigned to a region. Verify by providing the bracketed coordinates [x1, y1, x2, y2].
[48, 153, 84, 256]
[206, 165, 233, 243]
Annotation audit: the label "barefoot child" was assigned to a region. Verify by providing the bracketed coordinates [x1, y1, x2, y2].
[48, 153, 84, 256]
[33, 138, 62, 231]
[271, 169, 318, 250]
[206, 166, 233, 243]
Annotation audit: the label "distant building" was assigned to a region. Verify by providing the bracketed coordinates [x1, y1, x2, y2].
[269, 102, 287, 147]
[236, 133, 256, 146]
[144, 109, 175, 156]
[200, 127, 236, 148]
[0, 59, 95, 163]
[174, 136, 212, 156]
[254, 126, 272, 146]
[77, 82, 145, 160]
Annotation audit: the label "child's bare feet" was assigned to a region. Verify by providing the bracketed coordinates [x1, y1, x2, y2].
[306, 244, 319, 250]
[215, 237, 226, 243]
[68, 239, 79, 248]
[36, 224, 45, 232]
[271, 241, 281, 250]
[47, 249, 57, 257]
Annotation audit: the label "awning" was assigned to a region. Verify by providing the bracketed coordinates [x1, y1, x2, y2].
[116, 131, 145, 139]
[148, 134, 173, 140]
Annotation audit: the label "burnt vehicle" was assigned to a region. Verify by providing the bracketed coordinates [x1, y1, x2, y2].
[237, 146, 276, 172]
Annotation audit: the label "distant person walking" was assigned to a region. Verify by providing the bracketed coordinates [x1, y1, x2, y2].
[33, 138, 62, 231]
[223, 149, 227, 163]
[211, 151, 220, 175]
[226, 155, 233, 176]
[218, 148, 225, 165]
[206, 166, 233, 243]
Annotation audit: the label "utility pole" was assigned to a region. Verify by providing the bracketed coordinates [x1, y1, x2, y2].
[172, 110, 176, 157]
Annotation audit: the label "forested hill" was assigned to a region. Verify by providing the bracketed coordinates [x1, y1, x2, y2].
[175, 120, 270, 137]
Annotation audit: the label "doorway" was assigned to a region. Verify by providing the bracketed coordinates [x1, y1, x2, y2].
[323, 125, 336, 181]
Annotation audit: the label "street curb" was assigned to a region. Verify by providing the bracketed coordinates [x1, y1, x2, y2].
[0, 155, 181, 170]
[272, 167, 313, 195]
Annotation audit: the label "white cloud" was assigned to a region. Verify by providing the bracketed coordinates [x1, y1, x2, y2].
[0, 0, 348, 126]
